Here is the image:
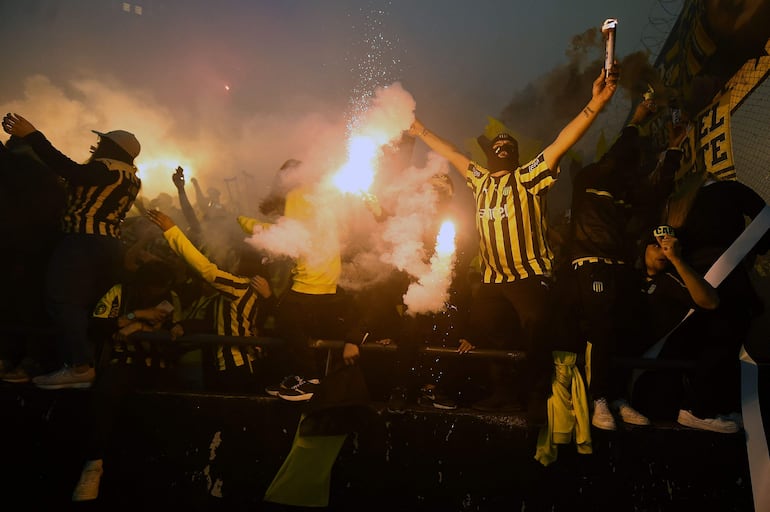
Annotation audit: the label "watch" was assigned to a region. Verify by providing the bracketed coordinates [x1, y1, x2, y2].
[126, 312, 136, 321]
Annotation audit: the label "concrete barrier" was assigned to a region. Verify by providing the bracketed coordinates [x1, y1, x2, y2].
[0, 383, 755, 511]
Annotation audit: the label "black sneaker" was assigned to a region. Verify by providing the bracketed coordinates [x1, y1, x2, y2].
[278, 378, 320, 402]
[387, 387, 408, 414]
[265, 375, 302, 397]
[417, 384, 457, 410]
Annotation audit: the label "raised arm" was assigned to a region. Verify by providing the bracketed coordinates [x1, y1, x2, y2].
[172, 166, 202, 236]
[409, 119, 470, 178]
[2, 113, 113, 183]
[190, 177, 209, 215]
[541, 66, 619, 171]
[145, 209, 249, 299]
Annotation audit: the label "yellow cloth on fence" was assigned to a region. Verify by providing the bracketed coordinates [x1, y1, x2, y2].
[263, 415, 348, 507]
[535, 350, 592, 466]
[585, 341, 592, 388]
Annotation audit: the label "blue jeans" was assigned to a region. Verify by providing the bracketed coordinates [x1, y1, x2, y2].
[45, 234, 123, 367]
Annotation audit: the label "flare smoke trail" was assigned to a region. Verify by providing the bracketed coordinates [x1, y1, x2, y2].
[402, 220, 457, 316]
[243, 80, 458, 315]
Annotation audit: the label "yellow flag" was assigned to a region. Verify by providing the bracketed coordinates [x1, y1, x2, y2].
[264, 417, 348, 507]
[595, 128, 608, 161]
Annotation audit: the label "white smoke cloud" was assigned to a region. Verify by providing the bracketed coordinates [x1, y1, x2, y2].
[380, 212, 432, 278]
[0, 73, 345, 215]
[353, 82, 416, 144]
[237, 81, 458, 315]
[3, 72, 460, 315]
[376, 152, 453, 294]
[402, 247, 456, 316]
[246, 216, 312, 259]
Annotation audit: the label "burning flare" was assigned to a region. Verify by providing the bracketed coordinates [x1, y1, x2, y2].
[434, 220, 456, 257]
[403, 219, 457, 315]
[331, 135, 378, 195]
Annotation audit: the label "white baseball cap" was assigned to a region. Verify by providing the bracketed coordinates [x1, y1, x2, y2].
[91, 129, 141, 159]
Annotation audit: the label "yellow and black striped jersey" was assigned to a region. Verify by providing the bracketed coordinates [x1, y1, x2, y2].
[465, 153, 557, 283]
[22, 132, 140, 237]
[61, 158, 141, 237]
[163, 225, 265, 371]
[92, 283, 183, 368]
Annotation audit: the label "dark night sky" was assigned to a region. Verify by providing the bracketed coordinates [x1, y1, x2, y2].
[0, 0, 680, 198]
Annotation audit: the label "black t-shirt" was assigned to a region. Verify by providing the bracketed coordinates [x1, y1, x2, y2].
[680, 180, 770, 273]
[637, 270, 695, 344]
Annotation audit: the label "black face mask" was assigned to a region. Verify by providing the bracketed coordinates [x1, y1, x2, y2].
[487, 144, 519, 173]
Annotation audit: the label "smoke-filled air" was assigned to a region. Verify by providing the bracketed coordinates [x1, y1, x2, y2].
[242, 81, 458, 315]
[0, 1, 675, 316]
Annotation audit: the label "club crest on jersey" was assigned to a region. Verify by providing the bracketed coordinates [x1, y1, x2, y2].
[94, 303, 107, 316]
[503, 186, 511, 196]
[592, 281, 604, 293]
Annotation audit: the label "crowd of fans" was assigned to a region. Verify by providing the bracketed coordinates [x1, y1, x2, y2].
[1, 66, 768, 501]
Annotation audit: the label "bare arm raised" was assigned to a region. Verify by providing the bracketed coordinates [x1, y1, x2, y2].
[408, 65, 618, 178]
[408, 119, 470, 178]
[541, 66, 618, 171]
[2, 113, 37, 137]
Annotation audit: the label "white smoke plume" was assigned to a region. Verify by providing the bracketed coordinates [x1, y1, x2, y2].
[2, 72, 459, 315]
[402, 244, 457, 316]
[0, 73, 344, 215]
[377, 153, 451, 276]
[352, 82, 416, 144]
[247, 217, 312, 259]
[238, 81, 458, 315]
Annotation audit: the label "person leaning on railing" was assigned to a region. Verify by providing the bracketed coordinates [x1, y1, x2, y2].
[145, 209, 277, 393]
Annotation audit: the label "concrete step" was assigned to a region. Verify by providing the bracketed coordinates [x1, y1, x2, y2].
[0, 383, 755, 511]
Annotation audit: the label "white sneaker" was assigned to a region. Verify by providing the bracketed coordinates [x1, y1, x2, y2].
[72, 459, 103, 501]
[611, 399, 650, 426]
[677, 409, 739, 434]
[32, 365, 94, 390]
[718, 412, 744, 429]
[592, 398, 617, 431]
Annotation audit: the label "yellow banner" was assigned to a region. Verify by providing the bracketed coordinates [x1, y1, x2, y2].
[697, 93, 736, 180]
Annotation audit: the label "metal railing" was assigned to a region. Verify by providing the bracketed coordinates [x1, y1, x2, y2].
[0, 325, 698, 375]
[127, 331, 694, 369]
